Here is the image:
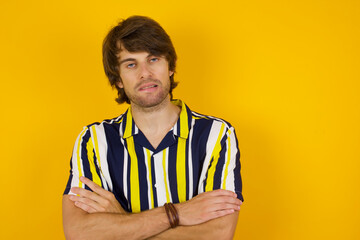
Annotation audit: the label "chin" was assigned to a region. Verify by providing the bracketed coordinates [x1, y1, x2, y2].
[132, 94, 169, 108]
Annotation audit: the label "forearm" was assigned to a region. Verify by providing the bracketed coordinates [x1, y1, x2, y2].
[63, 196, 170, 240]
[148, 212, 239, 240]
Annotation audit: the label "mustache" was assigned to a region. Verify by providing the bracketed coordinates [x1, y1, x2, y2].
[135, 79, 161, 89]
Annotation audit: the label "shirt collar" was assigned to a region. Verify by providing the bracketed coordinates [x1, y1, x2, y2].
[171, 99, 191, 139]
[119, 99, 192, 139]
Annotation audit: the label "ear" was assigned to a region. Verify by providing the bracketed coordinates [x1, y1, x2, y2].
[117, 80, 124, 88]
[169, 71, 174, 77]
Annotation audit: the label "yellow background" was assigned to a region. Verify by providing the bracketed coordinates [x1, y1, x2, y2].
[1, 0, 359, 239]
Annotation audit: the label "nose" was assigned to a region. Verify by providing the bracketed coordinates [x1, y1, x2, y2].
[139, 62, 153, 79]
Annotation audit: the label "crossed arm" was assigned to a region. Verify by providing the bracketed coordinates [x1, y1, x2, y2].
[63, 177, 242, 240]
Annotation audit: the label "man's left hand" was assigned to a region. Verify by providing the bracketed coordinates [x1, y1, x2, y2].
[69, 176, 127, 214]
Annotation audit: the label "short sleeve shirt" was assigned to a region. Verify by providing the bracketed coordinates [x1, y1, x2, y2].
[64, 100, 243, 213]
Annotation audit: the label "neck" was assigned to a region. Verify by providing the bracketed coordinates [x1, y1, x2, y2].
[130, 97, 181, 134]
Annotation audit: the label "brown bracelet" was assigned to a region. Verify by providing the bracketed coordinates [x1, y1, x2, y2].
[164, 203, 179, 228]
[164, 203, 175, 228]
[167, 203, 179, 226]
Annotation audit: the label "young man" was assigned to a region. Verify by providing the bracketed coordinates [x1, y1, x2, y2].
[63, 16, 243, 240]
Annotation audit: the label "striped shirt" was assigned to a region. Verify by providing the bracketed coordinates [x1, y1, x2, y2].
[64, 99, 243, 213]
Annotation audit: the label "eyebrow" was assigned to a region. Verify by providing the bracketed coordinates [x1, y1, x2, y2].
[118, 54, 157, 66]
[119, 58, 136, 65]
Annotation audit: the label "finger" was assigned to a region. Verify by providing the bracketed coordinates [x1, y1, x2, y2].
[80, 176, 111, 197]
[194, 195, 241, 213]
[204, 201, 241, 213]
[74, 200, 98, 213]
[71, 187, 107, 205]
[73, 195, 106, 212]
[203, 189, 238, 198]
[209, 209, 236, 220]
[198, 208, 236, 223]
[71, 186, 117, 212]
[69, 194, 102, 211]
[215, 196, 242, 206]
[202, 195, 242, 206]
[80, 176, 102, 193]
[68, 194, 82, 202]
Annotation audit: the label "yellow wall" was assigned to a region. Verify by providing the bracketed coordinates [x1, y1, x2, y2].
[1, 0, 359, 239]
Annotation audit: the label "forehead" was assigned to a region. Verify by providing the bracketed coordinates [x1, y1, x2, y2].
[117, 47, 150, 61]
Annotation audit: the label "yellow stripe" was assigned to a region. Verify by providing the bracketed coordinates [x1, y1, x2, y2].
[146, 149, 154, 209]
[91, 125, 102, 187]
[76, 129, 87, 188]
[162, 148, 170, 203]
[127, 137, 141, 213]
[115, 117, 124, 124]
[86, 136, 102, 187]
[222, 130, 232, 189]
[205, 124, 225, 192]
[179, 101, 189, 138]
[124, 108, 133, 138]
[176, 138, 187, 202]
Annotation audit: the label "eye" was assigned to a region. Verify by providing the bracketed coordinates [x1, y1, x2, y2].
[149, 57, 159, 63]
[127, 63, 136, 68]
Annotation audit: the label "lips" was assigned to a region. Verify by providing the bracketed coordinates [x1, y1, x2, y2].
[138, 82, 159, 91]
[140, 84, 157, 90]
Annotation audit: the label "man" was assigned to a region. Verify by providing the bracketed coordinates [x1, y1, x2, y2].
[63, 16, 243, 240]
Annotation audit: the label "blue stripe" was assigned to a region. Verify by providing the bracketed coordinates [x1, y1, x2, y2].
[233, 129, 244, 201]
[121, 109, 129, 136]
[150, 154, 158, 207]
[134, 131, 154, 152]
[125, 142, 132, 212]
[104, 123, 130, 211]
[185, 139, 190, 200]
[168, 142, 179, 203]
[63, 157, 73, 194]
[135, 142, 149, 211]
[213, 134, 228, 189]
[155, 131, 176, 154]
[190, 117, 212, 195]
[203, 156, 214, 192]
[80, 130, 92, 191]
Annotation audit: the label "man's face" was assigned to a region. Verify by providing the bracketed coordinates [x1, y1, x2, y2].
[117, 47, 174, 108]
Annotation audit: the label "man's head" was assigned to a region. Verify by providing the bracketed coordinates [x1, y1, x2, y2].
[103, 16, 178, 104]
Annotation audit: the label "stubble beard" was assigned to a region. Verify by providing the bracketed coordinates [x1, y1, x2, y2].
[125, 79, 171, 109]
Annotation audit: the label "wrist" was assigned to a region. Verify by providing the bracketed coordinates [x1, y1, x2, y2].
[164, 203, 179, 228]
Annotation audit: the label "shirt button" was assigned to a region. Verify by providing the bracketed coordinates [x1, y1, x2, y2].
[154, 184, 158, 188]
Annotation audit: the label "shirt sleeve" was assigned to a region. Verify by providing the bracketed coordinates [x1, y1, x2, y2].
[63, 126, 107, 195]
[201, 124, 244, 201]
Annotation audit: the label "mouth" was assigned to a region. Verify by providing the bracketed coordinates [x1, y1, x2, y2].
[140, 84, 157, 90]
[139, 84, 158, 91]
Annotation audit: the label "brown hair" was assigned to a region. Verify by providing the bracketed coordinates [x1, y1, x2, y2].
[102, 16, 178, 104]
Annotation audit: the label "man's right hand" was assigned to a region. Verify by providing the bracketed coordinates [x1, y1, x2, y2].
[176, 189, 242, 226]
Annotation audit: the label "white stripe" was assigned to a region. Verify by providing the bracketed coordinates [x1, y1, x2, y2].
[69, 127, 87, 195]
[120, 137, 129, 207]
[164, 148, 172, 203]
[192, 111, 231, 129]
[143, 148, 153, 209]
[110, 115, 123, 124]
[134, 124, 139, 135]
[197, 121, 225, 194]
[220, 130, 230, 190]
[119, 117, 124, 137]
[187, 118, 195, 199]
[91, 124, 111, 191]
[225, 127, 238, 191]
[153, 151, 167, 206]
[172, 121, 178, 135]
